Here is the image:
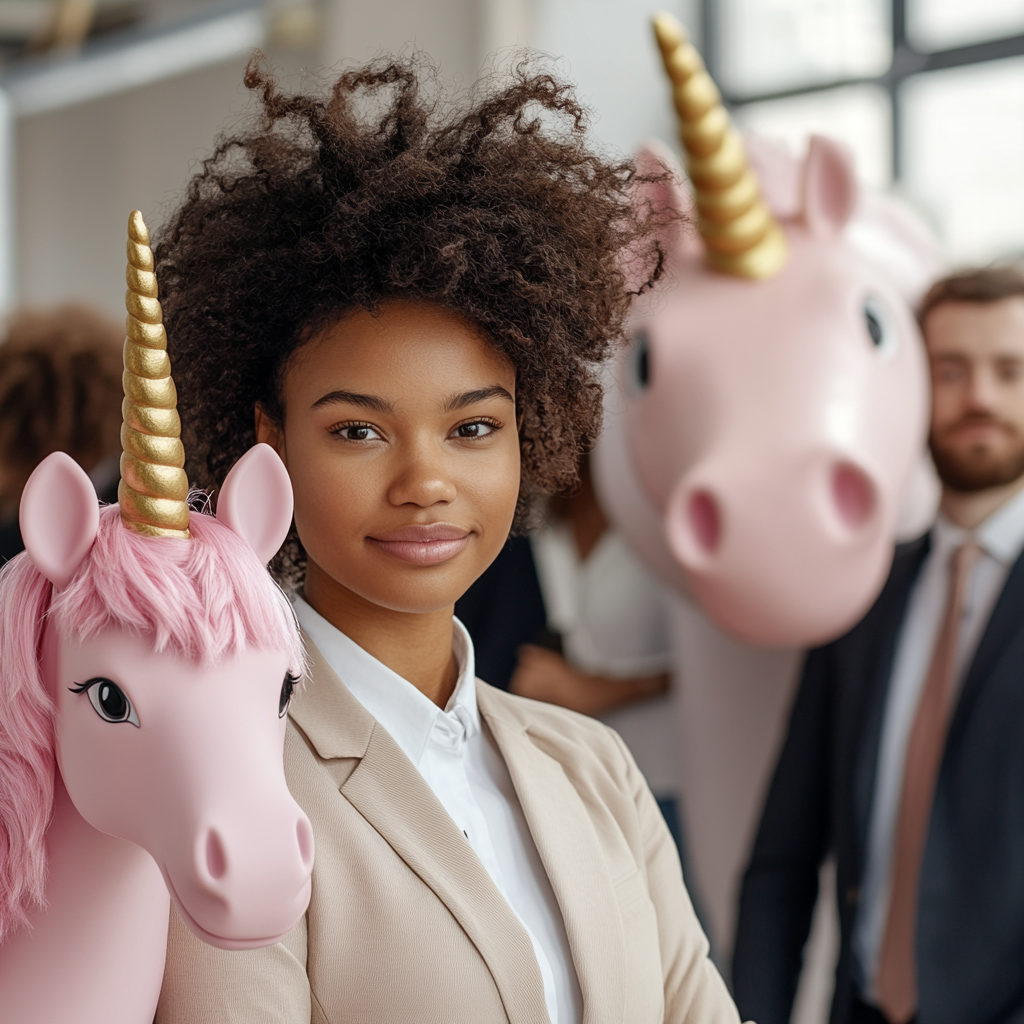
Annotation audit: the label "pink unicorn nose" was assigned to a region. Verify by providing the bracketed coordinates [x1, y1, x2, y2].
[663, 453, 887, 645]
[201, 817, 314, 884]
[831, 460, 876, 531]
[666, 456, 879, 570]
[665, 483, 723, 570]
[170, 806, 314, 951]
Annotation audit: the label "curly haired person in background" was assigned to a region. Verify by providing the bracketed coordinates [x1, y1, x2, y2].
[151, 56, 743, 1024]
[0, 304, 123, 561]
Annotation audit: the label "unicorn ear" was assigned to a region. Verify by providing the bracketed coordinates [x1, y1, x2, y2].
[217, 443, 294, 565]
[623, 140, 695, 289]
[20, 452, 100, 589]
[802, 134, 859, 237]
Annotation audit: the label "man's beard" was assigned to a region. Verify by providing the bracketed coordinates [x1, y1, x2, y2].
[930, 414, 1024, 492]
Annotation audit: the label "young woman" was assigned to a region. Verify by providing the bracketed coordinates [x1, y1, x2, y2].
[153, 58, 741, 1024]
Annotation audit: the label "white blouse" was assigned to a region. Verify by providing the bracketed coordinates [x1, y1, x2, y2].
[293, 596, 582, 1024]
[530, 522, 676, 796]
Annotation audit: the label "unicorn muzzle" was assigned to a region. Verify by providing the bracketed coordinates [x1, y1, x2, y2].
[663, 452, 887, 646]
[164, 801, 314, 950]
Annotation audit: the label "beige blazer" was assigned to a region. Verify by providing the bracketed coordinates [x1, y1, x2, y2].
[156, 638, 742, 1024]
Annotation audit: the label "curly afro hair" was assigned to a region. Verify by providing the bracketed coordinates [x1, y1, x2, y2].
[156, 55, 668, 584]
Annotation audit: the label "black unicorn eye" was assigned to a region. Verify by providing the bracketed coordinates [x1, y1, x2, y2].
[70, 677, 140, 727]
[864, 295, 898, 357]
[280, 671, 300, 718]
[630, 328, 651, 389]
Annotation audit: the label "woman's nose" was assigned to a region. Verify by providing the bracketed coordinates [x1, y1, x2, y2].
[386, 445, 457, 507]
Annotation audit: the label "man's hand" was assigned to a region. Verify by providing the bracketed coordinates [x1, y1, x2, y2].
[509, 644, 669, 717]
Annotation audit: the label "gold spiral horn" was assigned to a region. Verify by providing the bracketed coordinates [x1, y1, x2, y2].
[118, 210, 190, 538]
[652, 12, 787, 279]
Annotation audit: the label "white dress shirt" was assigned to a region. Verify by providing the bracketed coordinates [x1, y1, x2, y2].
[530, 523, 677, 796]
[293, 596, 582, 1024]
[854, 483, 1024, 1000]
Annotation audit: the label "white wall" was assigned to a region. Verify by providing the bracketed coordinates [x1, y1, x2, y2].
[530, 0, 699, 158]
[17, 55, 252, 319]
[10, 0, 704, 315]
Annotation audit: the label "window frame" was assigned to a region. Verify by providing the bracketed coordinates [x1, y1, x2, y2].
[701, 0, 1024, 179]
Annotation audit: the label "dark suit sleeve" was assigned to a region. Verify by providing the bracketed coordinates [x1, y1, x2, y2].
[731, 642, 835, 1024]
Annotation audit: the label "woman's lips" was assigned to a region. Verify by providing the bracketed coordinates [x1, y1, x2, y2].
[368, 524, 471, 566]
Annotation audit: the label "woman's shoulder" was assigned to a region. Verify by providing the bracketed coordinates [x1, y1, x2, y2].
[475, 678, 641, 787]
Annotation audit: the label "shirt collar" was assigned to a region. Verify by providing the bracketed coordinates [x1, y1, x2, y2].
[292, 594, 479, 768]
[933, 481, 1024, 566]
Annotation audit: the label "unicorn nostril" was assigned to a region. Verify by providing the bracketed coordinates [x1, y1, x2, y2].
[205, 829, 228, 881]
[689, 490, 721, 552]
[831, 462, 876, 530]
[296, 817, 314, 871]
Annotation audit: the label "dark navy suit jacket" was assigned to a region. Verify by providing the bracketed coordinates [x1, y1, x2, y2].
[732, 535, 1024, 1024]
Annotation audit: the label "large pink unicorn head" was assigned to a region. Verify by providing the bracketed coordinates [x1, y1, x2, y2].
[593, 14, 942, 647]
[0, 213, 313, 954]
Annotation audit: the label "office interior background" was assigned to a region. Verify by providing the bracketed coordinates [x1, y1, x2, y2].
[0, 2, 1017, 1022]
[4, 0, 1023, 321]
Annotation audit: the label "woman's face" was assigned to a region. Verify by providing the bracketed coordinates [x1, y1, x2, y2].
[258, 300, 520, 614]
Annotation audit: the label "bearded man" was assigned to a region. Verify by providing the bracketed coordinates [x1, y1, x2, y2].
[732, 266, 1024, 1024]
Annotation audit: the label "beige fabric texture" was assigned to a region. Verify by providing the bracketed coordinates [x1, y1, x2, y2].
[156, 636, 743, 1024]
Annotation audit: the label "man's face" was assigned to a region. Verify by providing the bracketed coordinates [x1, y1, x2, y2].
[926, 296, 1024, 492]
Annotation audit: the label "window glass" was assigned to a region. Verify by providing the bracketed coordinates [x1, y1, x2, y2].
[901, 57, 1024, 261]
[735, 84, 892, 188]
[718, 0, 891, 97]
[906, 0, 1024, 52]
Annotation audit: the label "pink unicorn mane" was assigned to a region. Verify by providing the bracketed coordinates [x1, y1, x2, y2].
[0, 503, 303, 939]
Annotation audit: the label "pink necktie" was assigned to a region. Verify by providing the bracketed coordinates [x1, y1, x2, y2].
[876, 540, 981, 1024]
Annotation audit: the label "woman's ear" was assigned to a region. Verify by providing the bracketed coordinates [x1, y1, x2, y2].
[255, 404, 286, 463]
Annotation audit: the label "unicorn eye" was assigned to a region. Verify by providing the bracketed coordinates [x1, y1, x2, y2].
[629, 328, 651, 390]
[864, 295, 898, 358]
[280, 671, 300, 718]
[70, 677, 140, 727]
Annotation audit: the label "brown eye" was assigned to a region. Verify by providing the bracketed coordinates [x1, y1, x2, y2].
[455, 421, 495, 438]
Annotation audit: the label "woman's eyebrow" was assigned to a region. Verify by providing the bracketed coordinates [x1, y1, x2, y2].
[444, 385, 514, 412]
[311, 389, 394, 413]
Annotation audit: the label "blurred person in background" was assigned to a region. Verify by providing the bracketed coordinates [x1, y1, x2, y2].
[456, 452, 680, 840]
[732, 265, 1024, 1024]
[0, 304, 123, 560]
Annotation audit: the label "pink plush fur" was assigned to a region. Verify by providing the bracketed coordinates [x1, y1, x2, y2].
[0, 504, 304, 939]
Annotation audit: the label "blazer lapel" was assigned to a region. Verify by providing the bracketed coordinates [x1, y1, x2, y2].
[479, 686, 627, 1024]
[948, 546, 1024, 748]
[289, 637, 550, 1024]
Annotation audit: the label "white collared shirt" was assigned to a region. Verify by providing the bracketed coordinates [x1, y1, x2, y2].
[855, 483, 1024, 1000]
[293, 596, 582, 1024]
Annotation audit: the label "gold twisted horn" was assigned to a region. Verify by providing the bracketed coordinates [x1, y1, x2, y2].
[652, 12, 787, 279]
[118, 211, 190, 538]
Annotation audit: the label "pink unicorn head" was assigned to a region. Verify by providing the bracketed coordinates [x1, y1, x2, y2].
[593, 16, 942, 647]
[0, 444, 312, 949]
[0, 212, 314, 975]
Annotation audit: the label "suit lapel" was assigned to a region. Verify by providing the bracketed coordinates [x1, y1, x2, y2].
[948, 546, 1024, 749]
[289, 637, 550, 1024]
[480, 686, 627, 1024]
